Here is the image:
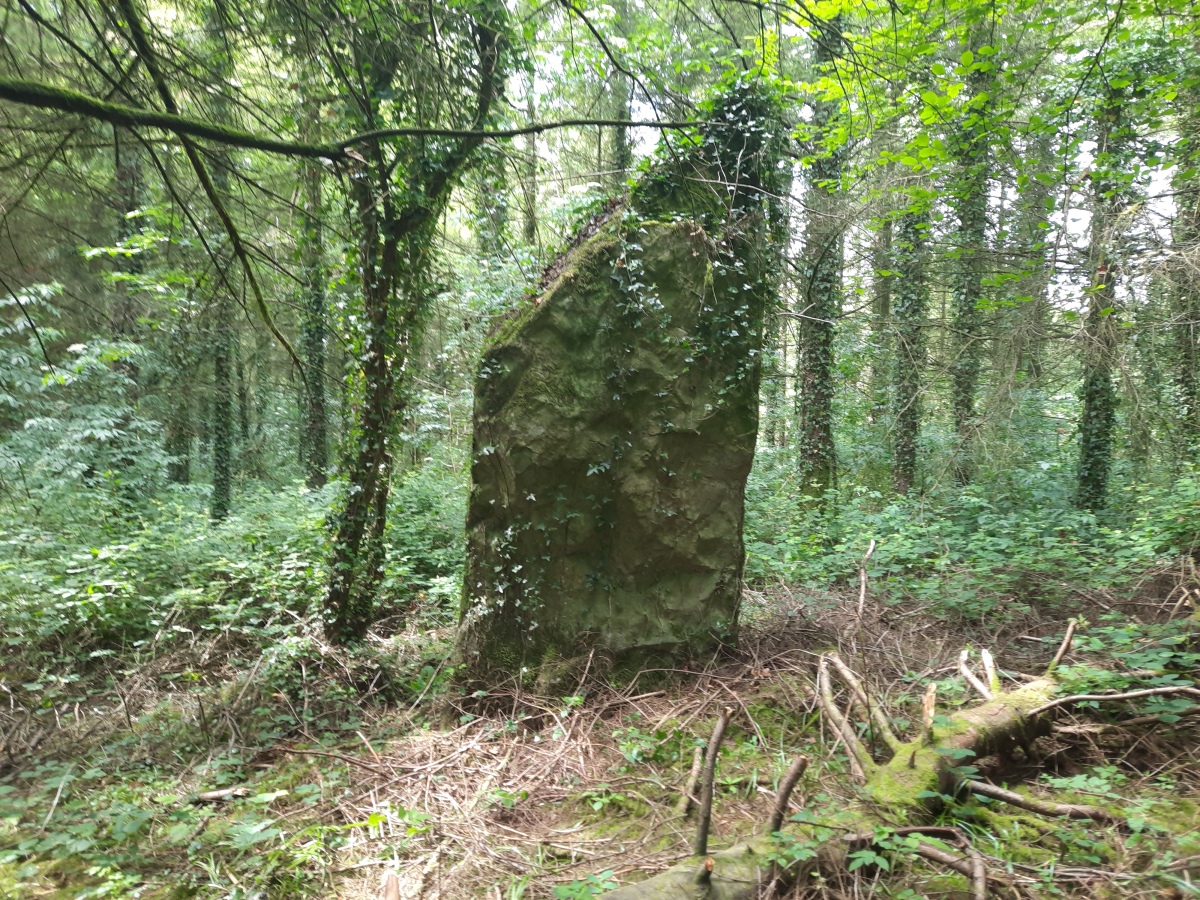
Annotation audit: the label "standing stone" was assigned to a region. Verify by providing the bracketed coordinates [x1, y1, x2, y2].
[458, 86, 784, 681]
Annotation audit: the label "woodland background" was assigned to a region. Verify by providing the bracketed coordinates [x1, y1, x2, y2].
[2, 0, 1200, 894]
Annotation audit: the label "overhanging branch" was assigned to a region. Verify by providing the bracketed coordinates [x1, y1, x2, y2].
[0, 75, 699, 161]
[0, 76, 342, 160]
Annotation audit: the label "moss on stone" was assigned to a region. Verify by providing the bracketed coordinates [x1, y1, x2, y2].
[456, 83, 786, 681]
[458, 215, 770, 679]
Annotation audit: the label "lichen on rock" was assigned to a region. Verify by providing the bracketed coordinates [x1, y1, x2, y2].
[456, 82, 787, 681]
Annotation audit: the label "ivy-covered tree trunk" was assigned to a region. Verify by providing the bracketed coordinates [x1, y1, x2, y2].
[1076, 90, 1126, 511]
[795, 15, 844, 497]
[235, 349, 251, 445]
[299, 98, 329, 489]
[948, 40, 990, 483]
[522, 74, 538, 245]
[1173, 93, 1200, 459]
[760, 14, 792, 450]
[892, 206, 929, 497]
[207, 0, 235, 521]
[210, 295, 235, 520]
[1011, 134, 1054, 387]
[325, 167, 401, 644]
[322, 13, 505, 644]
[869, 217, 893, 423]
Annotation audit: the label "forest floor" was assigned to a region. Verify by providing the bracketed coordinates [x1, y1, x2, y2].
[2, 579, 1200, 899]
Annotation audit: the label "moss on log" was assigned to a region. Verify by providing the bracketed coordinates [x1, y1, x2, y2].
[601, 679, 1057, 898]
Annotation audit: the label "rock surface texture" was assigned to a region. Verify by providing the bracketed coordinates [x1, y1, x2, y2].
[458, 87, 784, 679]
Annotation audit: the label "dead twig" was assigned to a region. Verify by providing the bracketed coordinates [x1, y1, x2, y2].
[965, 780, 1118, 824]
[1029, 685, 1200, 717]
[768, 756, 809, 834]
[828, 653, 901, 751]
[959, 650, 994, 701]
[278, 746, 391, 776]
[816, 658, 870, 782]
[1046, 619, 1077, 675]
[676, 745, 704, 818]
[922, 682, 938, 743]
[857, 539, 877, 617]
[193, 786, 251, 803]
[693, 707, 732, 857]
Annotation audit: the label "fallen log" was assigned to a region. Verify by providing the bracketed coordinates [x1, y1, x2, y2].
[602, 663, 1058, 899]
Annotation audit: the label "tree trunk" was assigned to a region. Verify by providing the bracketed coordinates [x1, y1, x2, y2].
[211, 293, 235, 519]
[207, 0, 235, 520]
[948, 42, 990, 482]
[522, 78, 538, 245]
[1173, 84, 1200, 460]
[321, 10, 503, 643]
[795, 15, 844, 498]
[1012, 135, 1054, 387]
[474, 147, 509, 257]
[324, 171, 398, 644]
[165, 403, 192, 484]
[892, 206, 929, 496]
[1076, 91, 1126, 512]
[869, 217, 893, 423]
[299, 97, 329, 488]
[112, 127, 142, 337]
[166, 315, 193, 484]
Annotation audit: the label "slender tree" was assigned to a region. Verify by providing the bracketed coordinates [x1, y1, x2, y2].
[298, 96, 329, 489]
[305, 0, 509, 643]
[947, 30, 992, 481]
[1173, 77, 1200, 458]
[892, 204, 930, 496]
[522, 75, 538, 244]
[610, 0, 633, 190]
[1076, 84, 1127, 511]
[869, 217, 893, 423]
[206, 0, 235, 521]
[1010, 132, 1055, 387]
[112, 128, 142, 338]
[795, 15, 845, 496]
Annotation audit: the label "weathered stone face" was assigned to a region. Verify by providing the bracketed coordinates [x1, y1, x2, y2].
[457, 209, 770, 679]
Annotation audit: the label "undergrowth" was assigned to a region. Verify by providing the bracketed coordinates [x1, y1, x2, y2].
[1, 447, 1199, 897]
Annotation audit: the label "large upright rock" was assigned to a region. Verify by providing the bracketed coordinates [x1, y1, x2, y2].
[458, 87, 784, 680]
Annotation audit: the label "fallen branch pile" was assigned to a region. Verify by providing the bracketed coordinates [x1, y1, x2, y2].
[600, 627, 1195, 899]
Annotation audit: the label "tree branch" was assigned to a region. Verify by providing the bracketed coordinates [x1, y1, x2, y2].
[0, 76, 342, 160]
[109, 0, 305, 372]
[0, 75, 699, 162]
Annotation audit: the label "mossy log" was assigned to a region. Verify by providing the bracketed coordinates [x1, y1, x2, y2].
[601, 678, 1057, 899]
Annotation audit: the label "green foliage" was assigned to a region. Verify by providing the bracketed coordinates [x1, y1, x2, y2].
[577, 785, 627, 812]
[552, 870, 618, 898]
[0, 482, 333, 675]
[746, 445, 1200, 619]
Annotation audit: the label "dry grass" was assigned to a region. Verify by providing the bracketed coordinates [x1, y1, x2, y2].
[2, 578, 1198, 899]
[318, 584, 1200, 899]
